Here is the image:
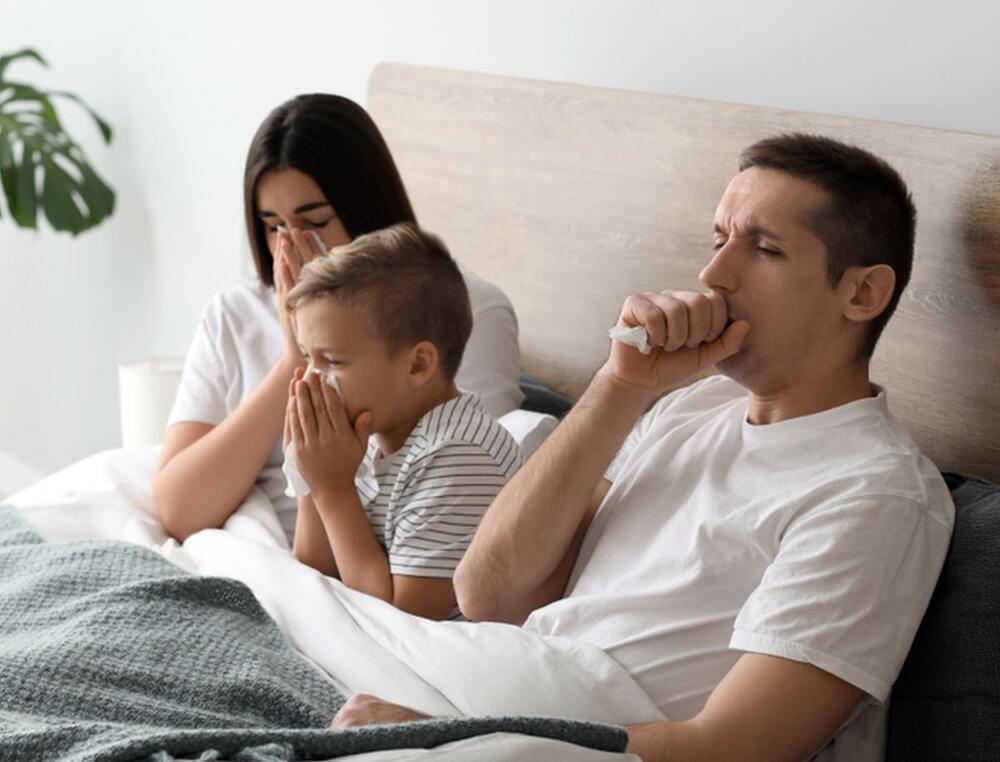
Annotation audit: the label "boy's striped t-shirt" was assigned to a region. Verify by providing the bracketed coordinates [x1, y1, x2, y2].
[354, 392, 521, 583]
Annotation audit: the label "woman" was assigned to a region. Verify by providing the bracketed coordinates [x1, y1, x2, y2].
[153, 94, 523, 543]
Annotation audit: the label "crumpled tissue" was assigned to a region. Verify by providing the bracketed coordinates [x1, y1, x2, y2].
[608, 324, 653, 354]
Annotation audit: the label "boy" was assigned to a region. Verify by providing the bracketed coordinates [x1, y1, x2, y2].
[283, 223, 520, 621]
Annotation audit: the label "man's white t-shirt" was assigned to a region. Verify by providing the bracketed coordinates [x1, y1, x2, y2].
[522, 375, 954, 762]
[167, 277, 523, 540]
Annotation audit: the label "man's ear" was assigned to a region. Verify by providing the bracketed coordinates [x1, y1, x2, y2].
[842, 264, 896, 324]
[407, 341, 441, 387]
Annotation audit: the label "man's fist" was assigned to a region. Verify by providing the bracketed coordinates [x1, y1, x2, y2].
[607, 288, 750, 394]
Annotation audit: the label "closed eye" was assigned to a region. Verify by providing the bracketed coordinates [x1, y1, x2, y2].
[264, 219, 332, 233]
[757, 246, 782, 257]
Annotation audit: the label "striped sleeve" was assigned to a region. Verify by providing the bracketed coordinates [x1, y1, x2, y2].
[387, 438, 519, 578]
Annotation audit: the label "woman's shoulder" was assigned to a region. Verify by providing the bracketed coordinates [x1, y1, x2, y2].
[191, 280, 282, 370]
[463, 274, 515, 316]
[203, 280, 277, 322]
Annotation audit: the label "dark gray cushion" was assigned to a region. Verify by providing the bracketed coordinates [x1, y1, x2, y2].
[519, 373, 573, 418]
[886, 472, 1000, 761]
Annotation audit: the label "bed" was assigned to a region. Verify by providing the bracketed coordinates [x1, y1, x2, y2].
[5, 63, 1000, 761]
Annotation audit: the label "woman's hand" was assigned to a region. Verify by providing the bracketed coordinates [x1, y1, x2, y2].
[273, 228, 328, 365]
[287, 369, 373, 496]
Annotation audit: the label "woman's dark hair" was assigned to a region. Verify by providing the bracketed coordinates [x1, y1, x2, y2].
[243, 94, 417, 286]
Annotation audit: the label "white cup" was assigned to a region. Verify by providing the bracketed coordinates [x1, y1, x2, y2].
[118, 359, 185, 447]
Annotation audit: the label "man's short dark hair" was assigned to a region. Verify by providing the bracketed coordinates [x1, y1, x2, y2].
[739, 133, 916, 358]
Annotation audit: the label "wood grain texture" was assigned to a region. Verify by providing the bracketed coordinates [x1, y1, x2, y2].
[368, 63, 1000, 482]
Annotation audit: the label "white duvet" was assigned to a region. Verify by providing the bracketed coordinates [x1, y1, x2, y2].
[8, 447, 664, 761]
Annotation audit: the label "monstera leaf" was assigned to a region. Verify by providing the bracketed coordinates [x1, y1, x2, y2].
[0, 48, 115, 235]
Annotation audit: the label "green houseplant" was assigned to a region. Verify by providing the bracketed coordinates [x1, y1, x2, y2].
[0, 48, 115, 235]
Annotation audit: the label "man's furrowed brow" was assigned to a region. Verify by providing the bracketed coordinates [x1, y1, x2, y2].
[746, 224, 784, 242]
[714, 222, 785, 242]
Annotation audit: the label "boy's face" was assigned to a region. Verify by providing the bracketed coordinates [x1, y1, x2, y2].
[294, 298, 412, 431]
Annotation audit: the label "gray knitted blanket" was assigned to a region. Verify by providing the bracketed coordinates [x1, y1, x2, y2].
[0, 506, 627, 761]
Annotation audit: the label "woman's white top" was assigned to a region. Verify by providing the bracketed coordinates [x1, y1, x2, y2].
[167, 276, 523, 536]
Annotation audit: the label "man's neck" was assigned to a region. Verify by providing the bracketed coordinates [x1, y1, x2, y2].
[744, 361, 873, 426]
[374, 381, 461, 457]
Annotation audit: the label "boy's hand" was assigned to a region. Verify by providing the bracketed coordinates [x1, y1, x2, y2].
[283, 368, 303, 451]
[288, 370, 373, 496]
[605, 288, 750, 395]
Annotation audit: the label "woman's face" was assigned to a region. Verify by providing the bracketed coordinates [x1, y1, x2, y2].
[255, 167, 351, 253]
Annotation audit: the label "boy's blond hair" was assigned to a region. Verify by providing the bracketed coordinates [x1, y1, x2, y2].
[286, 223, 472, 381]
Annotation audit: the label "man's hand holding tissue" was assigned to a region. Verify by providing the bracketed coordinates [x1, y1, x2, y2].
[605, 288, 750, 396]
[285, 366, 373, 497]
[454, 290, 750, 625]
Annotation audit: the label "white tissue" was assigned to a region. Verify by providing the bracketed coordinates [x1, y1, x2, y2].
[282, 366, 346, 498]
[609, 325, 653, 354]
[275, 225, 328, 255]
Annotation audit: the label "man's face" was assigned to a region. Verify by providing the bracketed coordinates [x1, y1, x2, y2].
[701, 167, 849, 392]
[294, 298, 411, 432]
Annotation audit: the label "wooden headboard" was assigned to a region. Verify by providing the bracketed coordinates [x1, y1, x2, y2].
[368, 63, 1000, 482]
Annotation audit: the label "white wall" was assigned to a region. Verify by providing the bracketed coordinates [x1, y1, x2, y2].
[2, 0, 999, 484]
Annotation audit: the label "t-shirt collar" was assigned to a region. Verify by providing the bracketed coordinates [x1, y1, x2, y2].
[741, 384, 888, 443]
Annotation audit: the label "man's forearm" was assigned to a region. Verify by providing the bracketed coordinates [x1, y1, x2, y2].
[627, 654, 864, 762]
[455, 367, 656, 622]
[626, 720, 712, 762]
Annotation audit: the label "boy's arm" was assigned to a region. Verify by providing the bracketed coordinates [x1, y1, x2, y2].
[291, 495, 338, 577]
[290, 372, 457, 618]
[286, 370, 338, 577]
[310, 485, 457, 618]
[375, 434, 522, 621]
[310, 485, 389, 598]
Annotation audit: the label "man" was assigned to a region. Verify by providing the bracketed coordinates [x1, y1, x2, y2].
[331, 134, 954, 762]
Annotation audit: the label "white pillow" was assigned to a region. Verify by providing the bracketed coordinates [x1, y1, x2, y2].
[496, 409, 558, 459]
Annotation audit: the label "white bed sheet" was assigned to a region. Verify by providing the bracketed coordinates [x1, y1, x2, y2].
[8, 447, 661, 761]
